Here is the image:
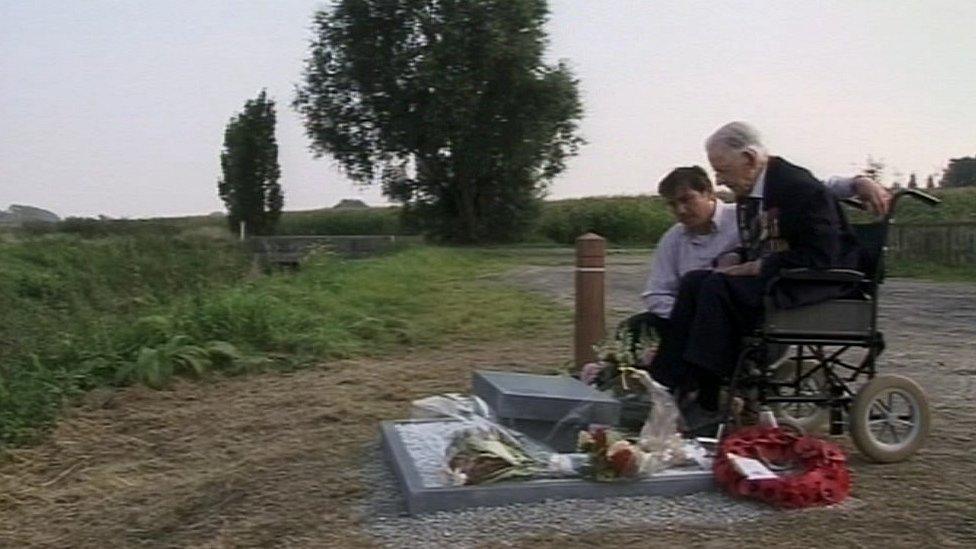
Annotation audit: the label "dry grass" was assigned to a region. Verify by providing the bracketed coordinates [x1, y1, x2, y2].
[0, 329, 571, 548]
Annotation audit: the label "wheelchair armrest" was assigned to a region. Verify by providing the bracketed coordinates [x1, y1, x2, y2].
[776, 268, 866, 283]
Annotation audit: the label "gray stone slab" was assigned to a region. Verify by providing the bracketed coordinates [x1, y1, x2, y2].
[381, 419, 715, 515]
[473, 371, 623, 452]
[472, 371, 621, 424]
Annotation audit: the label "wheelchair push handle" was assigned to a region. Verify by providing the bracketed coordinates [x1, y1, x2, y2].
[841, 188, 941, 214]
[885, 188, 941, 223]
[896, 188, 941, 206]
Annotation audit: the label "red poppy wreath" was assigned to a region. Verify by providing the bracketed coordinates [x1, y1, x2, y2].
[712, 426, 851, 508]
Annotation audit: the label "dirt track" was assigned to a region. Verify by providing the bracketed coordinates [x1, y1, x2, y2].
[1, 254, 974, 547]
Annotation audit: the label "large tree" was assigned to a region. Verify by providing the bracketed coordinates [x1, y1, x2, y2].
[293, 0, 583, 243]
[940, 155, 976, 188]
[218, 90, 283, 236]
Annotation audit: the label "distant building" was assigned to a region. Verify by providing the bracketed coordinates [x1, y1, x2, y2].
[333, 199, 369, 209]
[0, 204, 60, 226]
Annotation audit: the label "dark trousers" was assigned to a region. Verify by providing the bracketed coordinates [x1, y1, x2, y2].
[650, 269, 764, 408]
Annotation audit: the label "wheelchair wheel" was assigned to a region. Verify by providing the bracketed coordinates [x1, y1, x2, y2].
[850, 374, 930, 463]
[770, 359, 830, 432]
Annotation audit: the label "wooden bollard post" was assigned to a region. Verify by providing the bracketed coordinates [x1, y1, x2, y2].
[575, 233, 606, 368]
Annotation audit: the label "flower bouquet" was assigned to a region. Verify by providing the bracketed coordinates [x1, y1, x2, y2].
[582, 328, 655, 392]
[577, 364, 693, 481]
[444, 426, 544, 485]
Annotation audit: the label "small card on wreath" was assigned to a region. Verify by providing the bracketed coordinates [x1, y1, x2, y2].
[726, 452, 779, 480]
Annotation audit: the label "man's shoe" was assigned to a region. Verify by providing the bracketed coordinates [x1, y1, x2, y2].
[680, 400, 723, 438]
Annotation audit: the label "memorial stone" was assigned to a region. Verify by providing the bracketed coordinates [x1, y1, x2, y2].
[472, 371, 622, 452]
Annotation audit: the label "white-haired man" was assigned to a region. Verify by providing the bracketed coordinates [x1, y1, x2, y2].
[655, 122, 866, 431]
[613, 165, 885, 387]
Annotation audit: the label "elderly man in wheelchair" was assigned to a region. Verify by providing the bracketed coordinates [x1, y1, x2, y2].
[647, 122, 936, 463]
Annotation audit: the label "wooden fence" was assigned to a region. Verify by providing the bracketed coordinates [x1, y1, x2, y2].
[887, 222, 976, 265]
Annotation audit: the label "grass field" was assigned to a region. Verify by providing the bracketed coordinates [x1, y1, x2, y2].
[0, 238, 562, 447]
[887, 258, 976, 282]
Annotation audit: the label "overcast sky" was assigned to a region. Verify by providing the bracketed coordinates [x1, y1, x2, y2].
[2, 1, 974, 219]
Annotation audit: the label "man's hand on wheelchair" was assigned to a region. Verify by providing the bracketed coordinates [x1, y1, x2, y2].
[717, 259, 761, 277]
[853, 175, 891, 216]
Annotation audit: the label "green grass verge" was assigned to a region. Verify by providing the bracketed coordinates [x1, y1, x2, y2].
[10, 186, 975, 244]
[0, 242, 564, 447]
[886, 259, 976, 283]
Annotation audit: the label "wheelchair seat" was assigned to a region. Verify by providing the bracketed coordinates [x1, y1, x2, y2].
[761, 219, 886, 341]
[764, 298, 873, 339]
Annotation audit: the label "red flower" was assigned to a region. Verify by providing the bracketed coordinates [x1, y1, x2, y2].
[767, 430, 796, 446]
[590, 426, 608, 448]
[833, 469, 852, 492]
[733, 426, 764, 442]
[822, 445, 846, 463]
[784, 483, 818, 508]
[737, 478, 762, 497]
[793, 437, 821, 459]
[607, 441, 641, 477]
[713, 461, 736, 486]
[798, 470, 825, 490]
[759, 480, 782, 503]
[819, 483, 842, 504]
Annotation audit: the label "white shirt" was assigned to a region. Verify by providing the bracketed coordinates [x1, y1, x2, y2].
[641, 176, 858, 318]
[641, 200, 739, 318]
[749, 164, 768, 199]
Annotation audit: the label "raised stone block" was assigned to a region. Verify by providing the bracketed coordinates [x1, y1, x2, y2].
[472, 371, 621, 452]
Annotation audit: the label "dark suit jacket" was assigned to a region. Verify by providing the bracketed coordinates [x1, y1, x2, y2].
[754, 156, 863, 308]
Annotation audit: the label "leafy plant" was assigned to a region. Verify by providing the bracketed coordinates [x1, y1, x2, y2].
[114, 336, 243, 389]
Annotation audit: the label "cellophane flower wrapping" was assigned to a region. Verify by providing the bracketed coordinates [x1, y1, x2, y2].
[578, 369, 694, 481]
[443, 423, 546, 485]
[634, 373, 688, 475]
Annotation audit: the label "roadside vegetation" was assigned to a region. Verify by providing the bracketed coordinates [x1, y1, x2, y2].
[0, 235, 562, 447]
[2, 188, 972, 446]
[17, 187, 976, 242]
[886, 259, 976, 282]
[0, 232, 249, 445]
[275, 206, 407, 236]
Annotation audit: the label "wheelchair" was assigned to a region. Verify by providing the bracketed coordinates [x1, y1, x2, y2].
[721, 188, 941, 463]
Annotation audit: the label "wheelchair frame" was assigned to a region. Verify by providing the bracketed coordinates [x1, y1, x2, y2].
[722, 189, 941, 442]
